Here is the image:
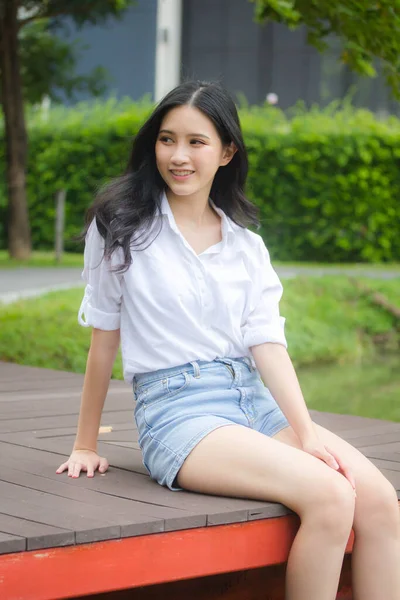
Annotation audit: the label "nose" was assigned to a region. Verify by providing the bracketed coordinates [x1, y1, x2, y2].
[170, 143, 189, 165]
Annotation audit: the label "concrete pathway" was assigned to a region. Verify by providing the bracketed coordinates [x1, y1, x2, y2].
[0, 266, 399, 305]
[0, 268, 84, 304]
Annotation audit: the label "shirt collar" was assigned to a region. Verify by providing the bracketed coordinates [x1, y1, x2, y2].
[159, 190, 236, 247]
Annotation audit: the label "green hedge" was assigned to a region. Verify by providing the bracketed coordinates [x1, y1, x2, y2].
[1, 98, 400, 261]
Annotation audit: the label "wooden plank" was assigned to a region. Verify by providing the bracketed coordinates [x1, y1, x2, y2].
[38, 425, 138, 441]
[0, 513, 74, 551]
[310, 410, 395, 431]
[0, 433, 147, 475]
[0, 480, 141, 526]
[379, 469, 400, 491]
[370, 458, 400, 472]
[0, 494, 161, 547]
[248, 503, 294, 521]
[0, 379, 85, 394]
[0, 532, 26, 555]
[0, 388, 131, 411]
[102, 441, 141, 450]
[0, 442, 276, 519]
[361, 442, 400, 454]
[349, 432, 400, 449]
[339, 423, 400, 440]
[0, 410, 133, 433]
[0, 464, 205, 522]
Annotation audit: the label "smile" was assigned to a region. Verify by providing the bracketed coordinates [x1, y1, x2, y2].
[170, 170, 195, 177]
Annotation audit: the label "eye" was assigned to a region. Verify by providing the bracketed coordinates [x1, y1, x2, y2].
[159, 136, 173, 143]
[190, 139, 205, 145]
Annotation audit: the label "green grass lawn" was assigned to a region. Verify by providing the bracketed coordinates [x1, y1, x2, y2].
[0, 276, 399, 420]
[0, 251, 84, 268]
[1, 249, 399, 272]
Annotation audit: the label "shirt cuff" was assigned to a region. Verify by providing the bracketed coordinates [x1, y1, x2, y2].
[243, 317, 287, 349]
[78, 299, 121, 330]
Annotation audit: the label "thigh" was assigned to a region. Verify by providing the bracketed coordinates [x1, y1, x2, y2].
[177, 423, 353, 516]
[273, 422, 399, 527]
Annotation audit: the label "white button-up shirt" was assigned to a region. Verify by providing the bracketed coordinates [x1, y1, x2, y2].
[78, 191, 287, 383]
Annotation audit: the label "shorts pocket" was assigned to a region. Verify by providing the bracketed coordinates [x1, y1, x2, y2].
[142, 370, 191, 407]
[137, 378, 166, 405]
[165, 371, 191, 399]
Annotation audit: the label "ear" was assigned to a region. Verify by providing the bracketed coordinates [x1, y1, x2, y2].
[220, 142, 237, 167]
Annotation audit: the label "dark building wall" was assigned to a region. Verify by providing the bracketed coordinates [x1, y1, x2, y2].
[59, 0, 157, 103]
[180, 0, 323, 108]
[181, 0, 274, 106]
[181, 0, 397, 114]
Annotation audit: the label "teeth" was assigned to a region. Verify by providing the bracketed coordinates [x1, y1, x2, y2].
[171, 170, 193, 176]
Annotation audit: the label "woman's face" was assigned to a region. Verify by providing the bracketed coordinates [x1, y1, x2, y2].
[155, 105, 235, 200]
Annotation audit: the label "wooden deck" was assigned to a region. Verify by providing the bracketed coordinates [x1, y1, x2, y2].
[0, 360, 399, 600]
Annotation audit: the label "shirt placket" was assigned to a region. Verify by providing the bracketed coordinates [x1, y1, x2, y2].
[195, 258, 213, 330]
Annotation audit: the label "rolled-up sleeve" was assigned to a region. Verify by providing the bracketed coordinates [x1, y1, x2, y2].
[241, 236, 287, 349]
[78, 219, 123, 330]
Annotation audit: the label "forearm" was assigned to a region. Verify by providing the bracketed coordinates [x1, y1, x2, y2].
[74, 329, 120, 453]
[250, 342, 315, 441]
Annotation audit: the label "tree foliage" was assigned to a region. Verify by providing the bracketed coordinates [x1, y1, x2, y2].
[19, 20, 109, 104]
[251, 0, 400, 98]
[16, 0, 136, 104]
[0, 0, 135, 258]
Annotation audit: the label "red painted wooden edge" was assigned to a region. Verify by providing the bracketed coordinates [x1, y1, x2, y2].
[0, 515, 355, 600]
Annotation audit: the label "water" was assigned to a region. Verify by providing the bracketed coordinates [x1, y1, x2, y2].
[298, 354, 400, 422]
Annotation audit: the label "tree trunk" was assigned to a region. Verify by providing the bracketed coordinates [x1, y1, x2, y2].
[0, 0, 31, 258]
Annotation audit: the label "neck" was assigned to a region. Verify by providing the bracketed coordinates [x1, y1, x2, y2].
[166, 188, 216, 228]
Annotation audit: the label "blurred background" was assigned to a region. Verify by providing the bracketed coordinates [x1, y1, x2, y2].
[0, 0, 399, 422]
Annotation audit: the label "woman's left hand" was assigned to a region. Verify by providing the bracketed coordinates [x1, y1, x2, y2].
[301, 435, 356, 494]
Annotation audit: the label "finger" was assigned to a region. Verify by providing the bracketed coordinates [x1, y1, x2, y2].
[68, 462, 75, 477]
[326, 446, 356, 490]
[86, 464, 95, 478]
[98, 457, 109, 473]
[343, 468, 356, 493]
[72, 462, 82, 478]
[56, 462, 67, 474]
[320, 450, 339, 471]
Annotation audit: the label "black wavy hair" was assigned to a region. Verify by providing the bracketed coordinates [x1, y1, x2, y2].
[80, 80, 261, 273]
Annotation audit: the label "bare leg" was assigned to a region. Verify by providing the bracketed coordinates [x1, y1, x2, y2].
[177, 424, 355, 600]
[274, 423, 400, 600]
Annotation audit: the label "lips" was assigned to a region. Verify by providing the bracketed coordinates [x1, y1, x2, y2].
[170, 170, 194, 176]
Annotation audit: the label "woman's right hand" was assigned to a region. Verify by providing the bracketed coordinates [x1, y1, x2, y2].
[56, 450, 109, 478]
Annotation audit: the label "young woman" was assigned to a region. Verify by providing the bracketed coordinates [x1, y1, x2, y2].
[57, 81, 400, 600]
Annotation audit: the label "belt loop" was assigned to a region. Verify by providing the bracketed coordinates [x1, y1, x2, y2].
[216, 358, 237, 382]
[243, 356, 256, 372]
[189, 360, 200, 378]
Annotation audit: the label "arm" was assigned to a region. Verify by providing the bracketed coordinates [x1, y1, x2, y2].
[73, 328, 120, 453]
[242, 235, 314, 440]
[250, 342, 315, 442]
[57, 218, 123, 477]
[251, 342, 356, 489]
[243, 238, 355, 487]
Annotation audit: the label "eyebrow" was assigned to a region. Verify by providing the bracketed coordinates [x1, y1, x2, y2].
[159, 129, 210, 140]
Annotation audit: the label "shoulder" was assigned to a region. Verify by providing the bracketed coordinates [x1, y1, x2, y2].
[228, 219, 267, 254]
[84, 218, 125, 270]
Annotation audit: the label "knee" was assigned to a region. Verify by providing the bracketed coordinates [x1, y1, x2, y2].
[305, 475, 356, 541]
[355, 477, 400, 535]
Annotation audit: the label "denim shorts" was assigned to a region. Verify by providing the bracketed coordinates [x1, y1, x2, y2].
[132, 356, 289, 491]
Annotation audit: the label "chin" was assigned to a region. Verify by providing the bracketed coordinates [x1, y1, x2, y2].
[168, 183, 201, 197]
